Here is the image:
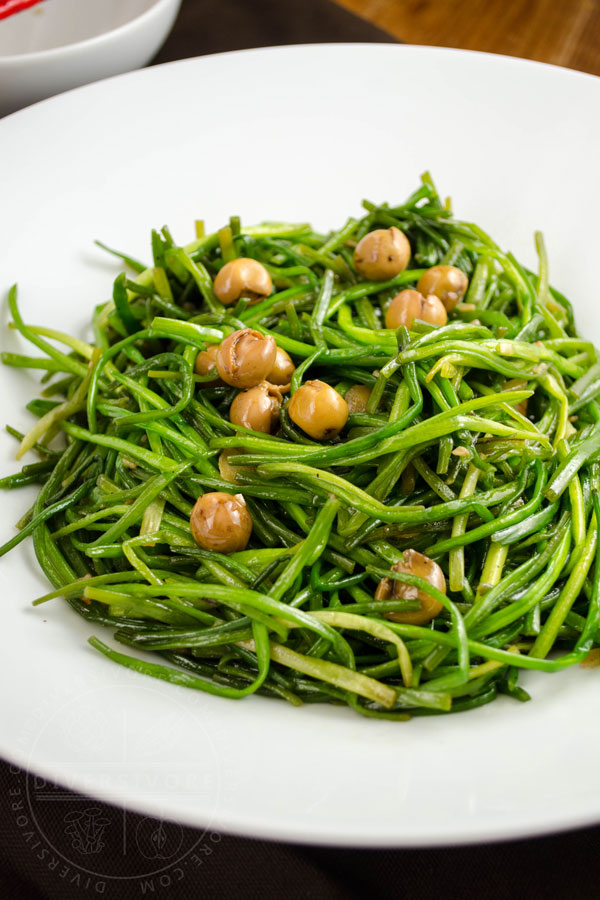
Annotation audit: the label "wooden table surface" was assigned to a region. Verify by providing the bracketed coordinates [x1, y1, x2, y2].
[334, 0, 600, 76]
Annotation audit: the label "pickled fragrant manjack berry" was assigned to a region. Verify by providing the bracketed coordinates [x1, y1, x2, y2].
[215, 328, 277, 389]
[289, 380, 348, 440]
[213, 258, 272, 306]
[385, 289, 447, 330]
[194, 344, 222, 385]
[230, 382, 283, 434]
[344, 383, 372, 414]
[353, 227, 411, 281]
[375, 549, 446, 625]
[267, 346, 295, 387]
[417, 265, 468, 311]
[190, 492, 252, 553]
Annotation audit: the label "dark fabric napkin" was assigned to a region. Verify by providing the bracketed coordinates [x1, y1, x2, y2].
[1, 1, 598, 897]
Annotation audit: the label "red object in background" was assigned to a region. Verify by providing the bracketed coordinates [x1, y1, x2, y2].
[0, 0, 45, 21]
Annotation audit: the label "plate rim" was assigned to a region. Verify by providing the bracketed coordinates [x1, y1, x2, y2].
[1, 40, 598, 114]
[1, 42, 599, 848]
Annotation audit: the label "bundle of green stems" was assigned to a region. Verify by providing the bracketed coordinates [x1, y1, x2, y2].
[1, 173, 599, 720]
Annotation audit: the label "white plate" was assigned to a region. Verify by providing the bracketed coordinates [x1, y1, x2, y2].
[0, 45, 599, 848]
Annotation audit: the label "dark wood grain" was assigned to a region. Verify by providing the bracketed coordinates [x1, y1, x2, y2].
[153, 0, 396, 65]
[334, 0, 600, 75]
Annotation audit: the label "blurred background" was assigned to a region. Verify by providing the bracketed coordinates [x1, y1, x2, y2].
[334, 0, 599, 75]
[152, 0, 599, 76]
[2, 0, 598, 117]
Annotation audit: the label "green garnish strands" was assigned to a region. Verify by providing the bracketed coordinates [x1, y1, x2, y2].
[2, 176, 597, 718]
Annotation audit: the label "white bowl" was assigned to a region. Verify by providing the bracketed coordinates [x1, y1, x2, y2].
[0, 0, 181, 115]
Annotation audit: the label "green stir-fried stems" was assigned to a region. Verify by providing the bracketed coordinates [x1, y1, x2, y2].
[2, 173, 599, 719]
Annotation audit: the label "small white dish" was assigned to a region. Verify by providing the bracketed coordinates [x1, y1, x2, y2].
[0, 0, 181, 115]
